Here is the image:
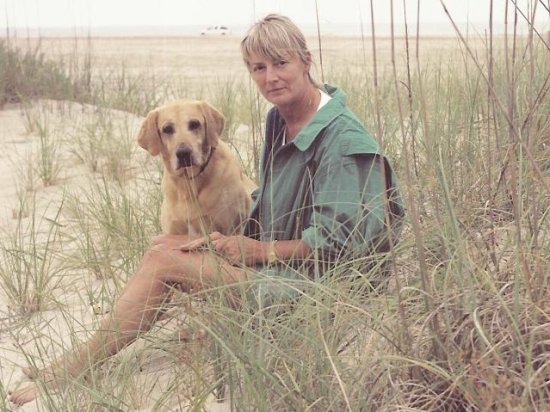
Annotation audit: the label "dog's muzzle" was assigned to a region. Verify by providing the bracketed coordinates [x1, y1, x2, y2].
[176, 146, 194, 168]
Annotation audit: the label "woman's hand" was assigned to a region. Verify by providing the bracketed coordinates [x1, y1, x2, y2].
[150, 233, 195, 249]
[180, 232, 267, 265]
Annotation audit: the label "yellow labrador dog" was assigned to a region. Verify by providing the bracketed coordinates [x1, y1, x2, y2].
[138, 99, 256, 236]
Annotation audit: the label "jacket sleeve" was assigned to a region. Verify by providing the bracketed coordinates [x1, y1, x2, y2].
[301, 153, 390, 262]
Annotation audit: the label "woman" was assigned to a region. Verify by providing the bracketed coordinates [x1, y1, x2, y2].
[8, 14, 403, 406]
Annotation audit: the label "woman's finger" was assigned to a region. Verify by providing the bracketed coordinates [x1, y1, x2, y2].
[209, 232, 223, 240]
[179, 236, 208, 251]
[178, 232, 229, 251]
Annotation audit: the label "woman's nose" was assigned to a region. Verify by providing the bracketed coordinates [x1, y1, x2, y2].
[265, 65, 278, 82]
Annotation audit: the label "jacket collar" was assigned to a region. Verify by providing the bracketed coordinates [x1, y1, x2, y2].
[291, 84, 346, 152]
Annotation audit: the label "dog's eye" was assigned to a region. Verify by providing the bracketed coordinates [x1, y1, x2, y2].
[162, 124, 175, 134]
[162, 124, 174, 134]
[188, 119, 201, 131]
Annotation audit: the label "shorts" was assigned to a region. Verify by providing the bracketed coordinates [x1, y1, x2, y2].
[244, 264, 311, 312]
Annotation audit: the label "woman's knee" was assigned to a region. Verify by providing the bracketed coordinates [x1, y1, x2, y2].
[138, 246, 176, 278]
[138, 246, 203, 285]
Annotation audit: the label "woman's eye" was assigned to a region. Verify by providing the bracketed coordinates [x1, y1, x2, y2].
[252, 65, 265, 72]
[276, 60, 287, 67]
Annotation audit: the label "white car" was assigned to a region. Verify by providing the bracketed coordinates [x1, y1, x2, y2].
[200, 25, 231, 36]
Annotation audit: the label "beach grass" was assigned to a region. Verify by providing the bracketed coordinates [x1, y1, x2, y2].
[0, 4, 549, 410]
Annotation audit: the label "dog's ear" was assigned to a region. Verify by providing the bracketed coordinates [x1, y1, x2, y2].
[200, 102, 225, 147]
[137, 109, 161, 156]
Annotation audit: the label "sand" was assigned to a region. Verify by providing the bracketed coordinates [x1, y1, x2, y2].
[3, 34, 471, 84]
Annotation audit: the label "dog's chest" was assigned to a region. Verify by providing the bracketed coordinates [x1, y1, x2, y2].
[160, 175, 211, 234]
[162, 203, 212, 235]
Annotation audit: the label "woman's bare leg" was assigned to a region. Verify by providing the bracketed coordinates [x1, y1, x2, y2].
[8, 237, 249, 405]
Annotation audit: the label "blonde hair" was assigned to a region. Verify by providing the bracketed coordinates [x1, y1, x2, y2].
[240, 14, 323, 88]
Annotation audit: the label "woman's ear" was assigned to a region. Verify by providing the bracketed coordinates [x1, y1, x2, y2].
[303, 51, 312, 73]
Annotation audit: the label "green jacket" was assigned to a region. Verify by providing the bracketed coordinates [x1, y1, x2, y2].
[244, 85, 404, 272]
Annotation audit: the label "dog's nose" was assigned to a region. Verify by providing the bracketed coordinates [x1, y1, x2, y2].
[176, 146, 193, 168]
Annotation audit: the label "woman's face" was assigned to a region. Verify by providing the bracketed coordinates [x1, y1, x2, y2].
[247, 52, 311, 107]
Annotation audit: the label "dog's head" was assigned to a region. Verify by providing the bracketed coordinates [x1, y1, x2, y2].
[137, 100, 225, 177]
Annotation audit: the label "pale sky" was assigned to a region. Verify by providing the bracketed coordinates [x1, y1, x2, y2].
[1, 0, 548, 34]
